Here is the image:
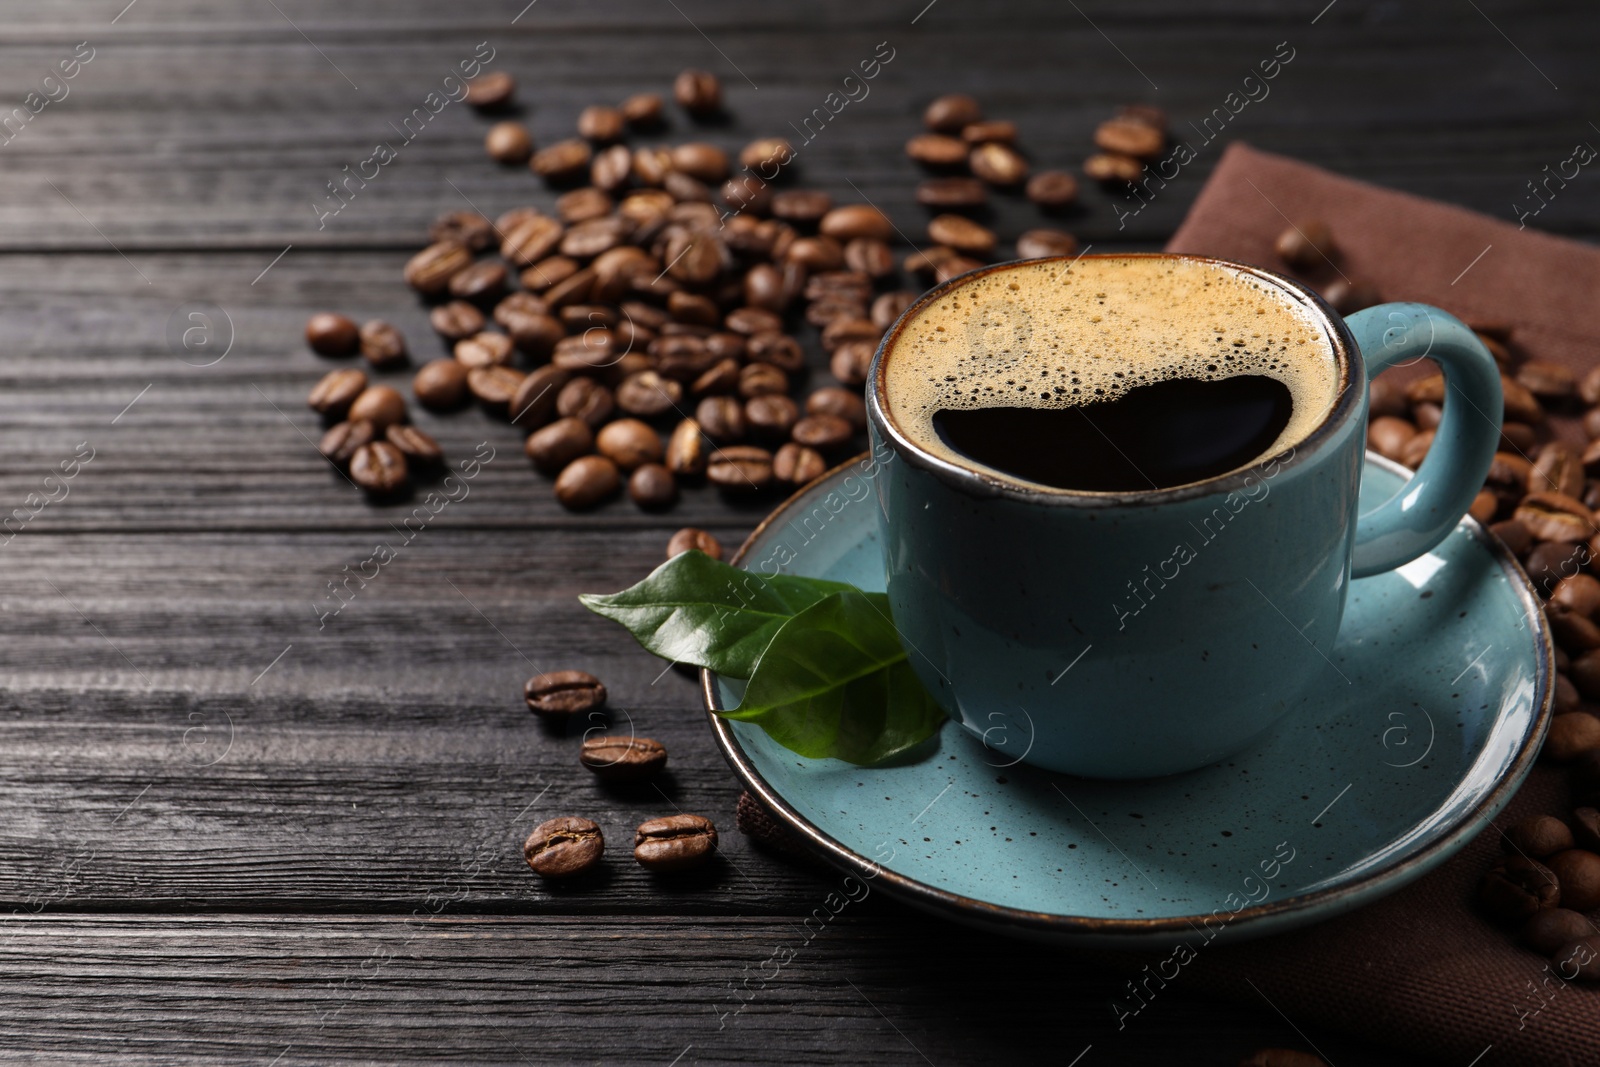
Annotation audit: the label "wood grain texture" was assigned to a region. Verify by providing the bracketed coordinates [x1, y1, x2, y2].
[0, 0, 1582, 1061]
[0, 915, 1412, 1066]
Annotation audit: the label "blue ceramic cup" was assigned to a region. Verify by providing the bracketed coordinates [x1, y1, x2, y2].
[866, 254, 1503, 779]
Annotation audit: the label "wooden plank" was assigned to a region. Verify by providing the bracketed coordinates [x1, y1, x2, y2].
[0, 915, 1415, 1065]
[0, 1, 1586, 250]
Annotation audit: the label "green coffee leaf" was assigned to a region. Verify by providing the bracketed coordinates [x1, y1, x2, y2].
[724, 588, 947, 764]
[578, 550, 854, 677]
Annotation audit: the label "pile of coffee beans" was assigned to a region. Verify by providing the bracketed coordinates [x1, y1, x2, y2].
[906, 93, 1081, 266]
[1274, 219, 1600, 972]
[520, 668, 718, 880]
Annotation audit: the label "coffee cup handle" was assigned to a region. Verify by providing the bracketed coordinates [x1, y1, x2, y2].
[1345, 303, 1503, 579]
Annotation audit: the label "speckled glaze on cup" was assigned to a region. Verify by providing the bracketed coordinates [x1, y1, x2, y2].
[866, 254, 1503, 778]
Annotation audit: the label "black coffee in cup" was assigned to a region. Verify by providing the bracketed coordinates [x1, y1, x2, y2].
[881, 257, 1338, 493]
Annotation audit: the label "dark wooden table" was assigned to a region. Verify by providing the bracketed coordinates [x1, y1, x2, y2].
[1, 1, 1590, 1062]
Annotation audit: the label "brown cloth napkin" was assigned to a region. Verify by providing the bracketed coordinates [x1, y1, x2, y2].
[736, 143, 1600, 1066]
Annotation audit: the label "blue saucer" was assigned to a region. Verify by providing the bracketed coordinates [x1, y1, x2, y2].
[705, 454, 1552, 947]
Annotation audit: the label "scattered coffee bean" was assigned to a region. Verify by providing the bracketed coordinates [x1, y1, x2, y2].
[707, 445, 774, 491]
[820, 205, 895, 243]
[667, 526, 722, 560]
[905, 133, 969, 168]
[318, 420, 374, 465]
[1546, 712, 1600, 762]
[1321, 278, 1381, 314]
[596, 419, 665, 470]
[532, 139, 593, 184]
[1026, 170, 1079, 208]
[1275, 220, 1337, 270]
[308, 368, 369, 419]
[774, 442, 827, 485]
[666, 419, 709, 477]
[634, 813, 718, 872]
[1015, 229, 1080, 259]
[429, 210, 495, 252]
[628, 463, 678, 509]
[359, 320, 407, 369]
[1548, 849, 1600, 910]
[1093, 116, 1163, 159]
[917, 176, 987, 210]
[384, 424, 442, 466]
[413, 358, 470, 410]
[349, 441, 409, 495]
[923, 94, 981, 133]
[1081, 153, 1142, 184]
[674, 69, 722, 115]
[557, 378, 617, 428]
[791, 413, 854, 452]
[404, 241, 472, 296]
[1503, 815, 1576, 858]
[1477, 855, 1561, 924]
[486, 121, 533, 164]
[455, 332, 515, 369]
[968, 142, 1028, 185]
[620, 91, 664, 129]
[577, 105, 625, 144]
[306, 313, 360, 357]
[468, 365, 527, 413]
[430, 300, 487, 341]
[524, 816, 603, 878]
[555, 454, 621, 509]
[961, 119, 1016, 145]
[1522, 907, 1596, 954]
[580, 735, 668, 782]
[524, 670, 606, 716]
[464, 71, 515, 109]
[348, 385, 407, 430]
[1553, 936, 1600, 982]
[526, 417, 594, 475]
[927, 214, 996, 256]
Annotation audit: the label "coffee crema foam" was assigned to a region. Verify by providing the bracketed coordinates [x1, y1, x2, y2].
[882, 256, 1341, 490]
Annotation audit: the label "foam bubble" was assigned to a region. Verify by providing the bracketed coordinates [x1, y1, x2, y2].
[881, 256, 1340, 487]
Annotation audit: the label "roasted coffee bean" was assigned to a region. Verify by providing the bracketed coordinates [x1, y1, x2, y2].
[521, 257, 581, 294]
[348, 385, 407, 429]
[627, 463, 677, 509]
[791, 413, 854, 452]
[670, 142, 730, 183]
[468, 365, 526, 412]
[430, 300, 486, 341]
[501, 214, 566, 267]
[561, 303, 618, 332]
[1582, 367, 1600, 407]
[404, 241, 472, 297]
[621, 91, 664, 128]
[667, 526, 722, 560]
[485, 121, 533, 163]
[747, 332, 805, 373]
[961, 119, 1016, 145]
[830, 340, 874, 387]
[581, 735, 668, 782]
[666, 418, 709, 476]
[774, 442, 827, 485]
[561, 216, 628, 260]
[917, 176, 988, 210]
[349, 441, 409, 495]
[1026, 170, 1079, 208]
[1533, 443, 1586, 498]
[1517, 492, 1596, 543]
[634, 813, 718, 872]
[723, 306, 782, 336]
[1548, 605, 1600, 655]
[1553, 936, 1600, 982]
[1322, 278, 1381, 314]
[555, 454, 621, 509]
[505, 366, 569, 431]
[665, 231, 724, 286]
[1572, 651, 1600, 701]
[1469, 489, 1499, 524]
[524, 816, 603, 878]
[927, 214, 996, 256]
[665, 291, 716, 328]
[841, 238, 894, 280]
[1557, 672, 1582, 713]
[969, 142, 1028, 185]
[1546, 712, 1600, 762]
[445, 262, 507, 307]
[1503, 815, 1576, 858]
[934, 255, 983, 283]
[1094, 116, 1164, 160]
[532, 139, 593, 184]
[691, 358, 742, 397]
[771, 190, 834, 227]
[1502, 375, 1546, 423]
[707, 445, 773, 491]
[576, 104, 625, 144]
[674, 69, 722, 116]
[1553, 573, 1600, 619]
[454, 332, 515, 369]
[306, 312, 360, 357]
[745, 394, 799, 441]
[739, 137, 794, 173]
[1118, 103, 1168, 132]
[318, 420, 374, 465]
[1522, 908, 1596, 954]
[871, 291, 916, 330]
[722, 175, 772, 216]
[429, 210, 495, 252]
[1526, 541, 1586, 597]
[820, 204, 895, 242]
[923, 93, 981, 133]
[525, 417, 594, 474]
[1082, 153, 1143, 183]
[616, 371, 684, 418]
[384, 424, 443, 465]
[1478, 855, 1561, 924]
[589, 144, 633, 193]
[464, 71, 515, 109]
[556, 378, 616, 428]
[737, 363, 788, 399]
[1015, 228, 1080, 260]
[557, 187, 615, 225]
[1489, 518, 1533, 556]
[696, 396, 746, 443]
[1275, 220, 1337, 269]
[1368, 375, 1406, 417]
[1477, 332, 1512, 368]
[805, 270, 873, 304]
[1413, 404, 1444, 432]
[806, 386, 866, 430]
[550, 329, 619, 373]
[1518, 360, 1576, 401]
[308, 368, 369, 419]
[807, 300, 867, 328]
[1549, 849, 1600, 911]
[356, 320, 406, 369]
[905, 133, 969, 168]
[596, 419, 664, 470]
